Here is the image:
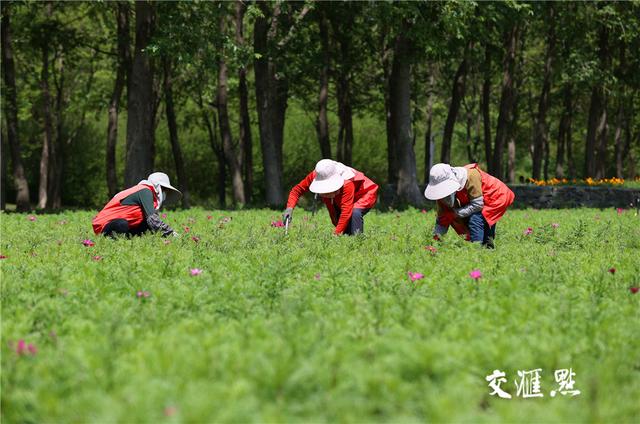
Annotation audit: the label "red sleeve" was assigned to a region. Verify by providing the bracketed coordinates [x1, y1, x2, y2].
[334, 181, 355, 235]
[286, 171, 316, 209]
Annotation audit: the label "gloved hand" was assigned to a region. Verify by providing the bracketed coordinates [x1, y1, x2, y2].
[282, 208, 293, 223]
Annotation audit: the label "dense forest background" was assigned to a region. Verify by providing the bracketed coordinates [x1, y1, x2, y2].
[1, 1, 639, 211]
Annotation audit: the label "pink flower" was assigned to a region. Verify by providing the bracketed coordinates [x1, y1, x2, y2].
[92, 255, 103, 261]
[207, 215, 213, 220]
[314, 273, 321, 281]
[28, 344, 37, 355]
[82, 239, 95, 247]
[408, 272, 424, 282]
[469, 269, 482, 280]
[28, 215, 36, 221]
[183, 226, 190, 233]
[523, 227, 533, 236]
[190, 268, 203, 276]
[191, 236, 200, 243]
[630, 287, 639, 294]
[0, 255, 7, 260]
[421, 209, 427, 214]
[15, 340, 37, 356]
[271, 220, 285, 227]
[616, 208, 624, 215]
[608, 267, 616, 274]
[424, 245, 437, 254]
[220, 216, 232, 224]
[551, 223, 560, 229]
[136, 290, 150, 298]
[161, 213, 167, 219]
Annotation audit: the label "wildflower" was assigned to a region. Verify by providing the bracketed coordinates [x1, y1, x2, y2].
[191, 236, 200, 243]
[523, 227, 533, 236]
[314, 273, 321, 281]
[220, 217, 232, 224]
[616, 208, 624, 215]
[183, 226, 190, 233]
[608, 268, 616, 275]
[164, 406, 178, 417]
[551, 223, 560, 229]
[630, 287, 639, 294]
[207, 215, 213, 220]
[271, 220, 285, 227]
[408, 272, 424, 282]
[161, 213, 167, 219]
[0, 255, 7, 260]
[469, 269, 482, 280]
[163, 240, 171, 245]
[136, 290, 150, 298]
[82, 239, 95, 247]
[58, 220, 67, 225]
[190, 268, 203, 276]
[28, 215, 36, 221]
[15, 340, 37, 356]
[28, 344, 37, 355]
[425, 245, 437, 254]
[421, 209, 427, 214]
[92, 255, 103, 261]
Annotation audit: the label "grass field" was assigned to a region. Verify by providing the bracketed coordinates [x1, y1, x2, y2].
[1, 207, 639, 423]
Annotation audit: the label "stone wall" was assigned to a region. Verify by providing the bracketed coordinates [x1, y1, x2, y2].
[379, 184, 640, 209]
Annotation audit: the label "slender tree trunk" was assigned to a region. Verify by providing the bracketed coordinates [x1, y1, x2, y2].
[162, 57, 190, 208]
[199, 92, 226, 208]
[622, 100, 635, 179]
[481, 44, 492, 172]
[555, 84, 572, 179]
[532, 5, 555, 180]
[492, 23, 519, 181]
[441, 44, 470, 164]
[49, 54, 65, 209]
[106, 2, 131, 198]
[566, 92, 575, 179]
[235, 0, 253, 202]
[390, 31, 423, 206]
[1, 3, 30, 211]
[124, 0, 156, 187]
[316, 11, 331, 159]
[424, 72, 435, 184]
[585, 23, 610, 178]
[38, 4, 54, 209]
[254, 3, 285, 207]
[217, 18, 245, 206]
[381, 28, 397, 184]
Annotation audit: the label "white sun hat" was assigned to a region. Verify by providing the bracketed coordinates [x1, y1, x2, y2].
[147, 172, 182, 204]
[424, 163, 468, 200]
[309, 159, 356, 194]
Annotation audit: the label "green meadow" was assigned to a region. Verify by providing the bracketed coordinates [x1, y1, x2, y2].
[1, 208, 639, 423]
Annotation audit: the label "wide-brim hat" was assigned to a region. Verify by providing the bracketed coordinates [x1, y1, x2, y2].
[148, 172, 182, 204]
[308, 159, 354, 194]
[424, 163, 466, 200]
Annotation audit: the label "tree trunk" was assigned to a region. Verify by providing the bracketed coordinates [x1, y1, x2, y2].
[424, 72, 435, 184]
[217, 17, 246, 206]
[1, 3, 31, 211]
[235, 0, 253, 202]
[492, 23, 519, 181]
[390, 31, 423, 206]
[532, 5, 555, 180]
[37, 3, 54, 209]
[441, 44, 470, 164]
[162, 57, 190, 208]
[254, 3, 285, 207]
[613, 99, 624, 179]
[316, 11, 331, 159]
[481, 44, 492, 172]
[106, 2, 131, 198]
[585, 23, 610, 179]
[199, 93, 226, 208]
[555, 84, 572, 178]
[622, 101, 635, 179]
[49, 53, 65, 209]
[124, 0, 156, 187]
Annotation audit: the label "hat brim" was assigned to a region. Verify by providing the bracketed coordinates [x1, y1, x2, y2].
[424, 179, 460, 200]
[309, 174, 344, 194]
[159, 183, 182, 204]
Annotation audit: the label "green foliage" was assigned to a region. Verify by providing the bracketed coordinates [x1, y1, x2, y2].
[1, 208, 639, 421]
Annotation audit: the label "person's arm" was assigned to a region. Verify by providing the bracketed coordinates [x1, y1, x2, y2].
[286, 171, 316, 209]
[334, 182, 355, 235]
[455, 168, 484, 218]
[122, 188, 175, 236]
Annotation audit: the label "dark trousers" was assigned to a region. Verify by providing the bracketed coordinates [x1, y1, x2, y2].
[468, 212, 496, 248]
[102, 219, 149, 238]
[342, 208, 370, 235]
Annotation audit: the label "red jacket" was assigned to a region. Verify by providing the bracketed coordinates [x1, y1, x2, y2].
[287, 169, 378, 234]
[92, 184, 158, 234]
[437, 163, 514, 230]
